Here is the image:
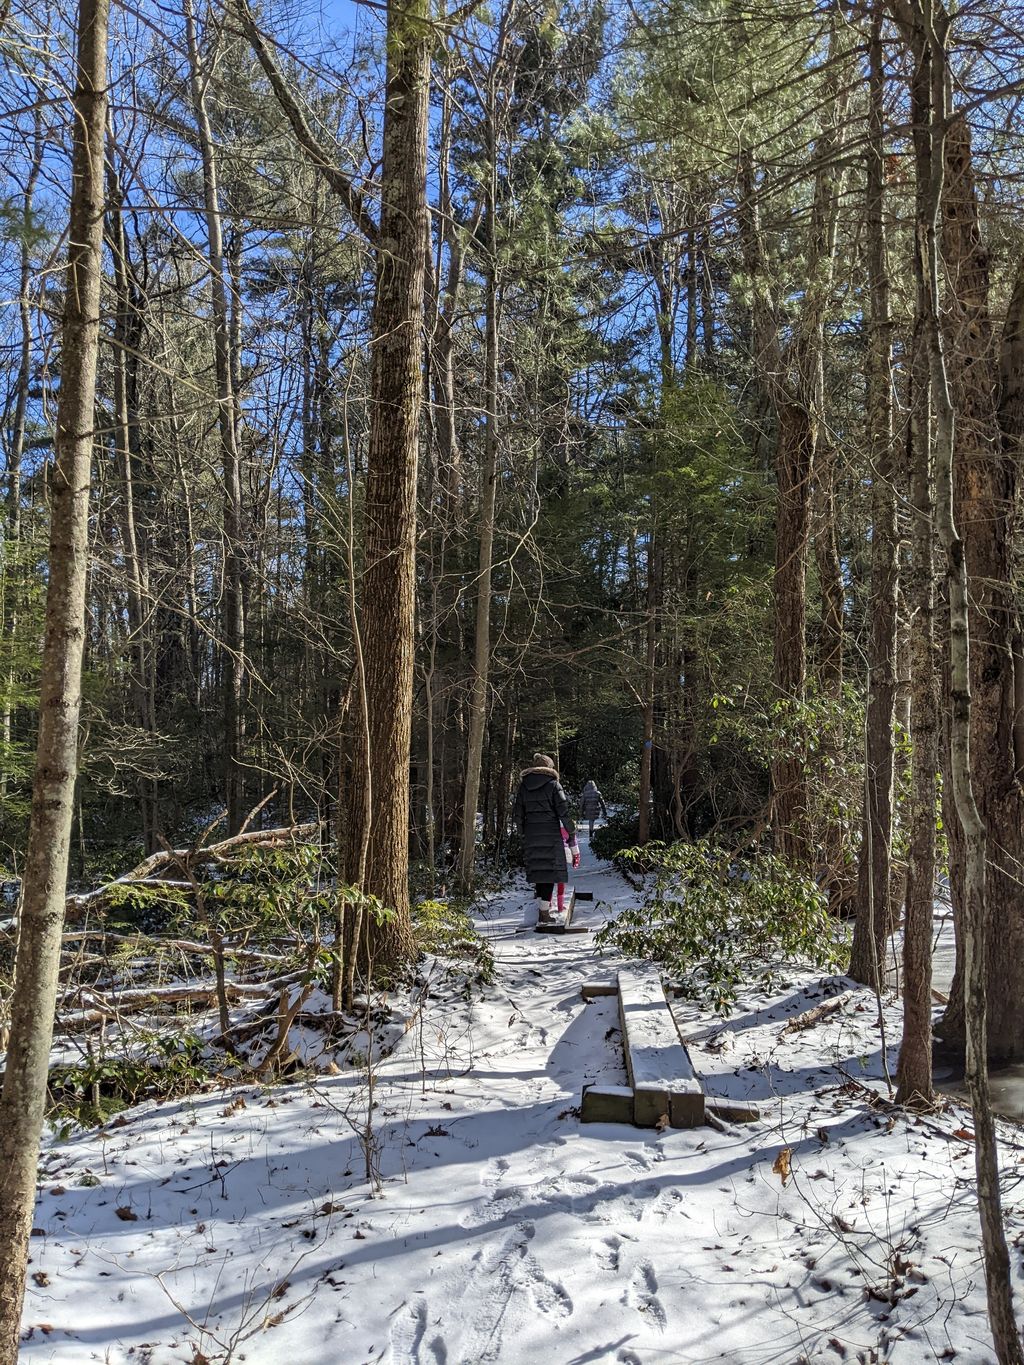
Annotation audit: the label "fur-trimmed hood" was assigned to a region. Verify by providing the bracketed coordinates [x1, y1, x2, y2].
[520, 764, 559, 782]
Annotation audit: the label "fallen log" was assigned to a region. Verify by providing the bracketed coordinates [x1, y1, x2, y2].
[57, 969, 306, 1016]
[62, 824, 322, 921]
[780, 991, 852, 1036]
[59, 930, 291, 966]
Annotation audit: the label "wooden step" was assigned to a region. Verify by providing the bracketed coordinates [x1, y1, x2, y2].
[535, 888, 580, 934]
[580, 1084, 634, 1124]
[617, 966, 704, 1128]
[580, 981, 618, 999]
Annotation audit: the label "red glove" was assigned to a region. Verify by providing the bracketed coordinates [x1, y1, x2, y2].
[571, 845, 581, 869]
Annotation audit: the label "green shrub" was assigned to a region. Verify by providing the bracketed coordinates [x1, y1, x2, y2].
[596, 838, 847, 1014]
[48, 1032, 213, 1129]
[413, 897, 494, 985]
[590, 809, 641, 864]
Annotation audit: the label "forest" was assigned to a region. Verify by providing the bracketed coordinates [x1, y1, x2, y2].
[2, 0, 1024, 1359]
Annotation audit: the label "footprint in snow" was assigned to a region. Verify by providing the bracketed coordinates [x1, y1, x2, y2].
[460, 1185, 527, 1229]
[387, 1293, 428, 1365]
[593, 1234, 622, 1272]
[526, 1258, 574, 1319]
[625, 1180, 661, 1221]
[457, 1225, 537, 1362]
[626, 1259, 667, 1329]
[547, 1172, 600, 1205]
[481, 1157, 510, 1188]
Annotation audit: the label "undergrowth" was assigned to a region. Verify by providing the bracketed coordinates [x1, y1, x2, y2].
[413, 897, 495, 985]
[597, 837, 847, 1014]
[47, 1032, 218, 1131]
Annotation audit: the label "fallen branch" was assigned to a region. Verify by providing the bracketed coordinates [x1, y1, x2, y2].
[252, 983, 315, 1075]
[780, 991, 852, 1036]
[60, 930, 291, 966]
[58, 970, 307, 1016]
[63, 823, 322, 921]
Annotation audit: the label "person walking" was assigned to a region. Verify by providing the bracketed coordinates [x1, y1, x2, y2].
[580, 778, 607, 839]
[513, 753, 580, 925]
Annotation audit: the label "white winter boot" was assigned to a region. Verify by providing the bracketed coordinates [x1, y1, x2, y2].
[522, 895, 556, 927]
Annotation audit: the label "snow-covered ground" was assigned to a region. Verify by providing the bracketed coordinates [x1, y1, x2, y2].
[19, 837, 1024, 1364]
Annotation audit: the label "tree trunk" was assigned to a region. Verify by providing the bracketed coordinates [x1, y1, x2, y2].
[105, 152, 158, 849]
[357, 0, 431, 962]
[934, 112, 1024, 1062]
[770, 399, 814, 862]
[458, 113, 500, 889]
[898, 313, 938, 1106]
[895, 17, 937, 1107]
[851, 2, 900, 992]
[902, 2, 1023, 1354]
[638, 237, 675, 845]
[0, 0, 109, 1350]
[813, 445, 844, 696]
[812, 432, 846, 891]
[184, 0, 247, 834]
[637, 529, 658, 844]
[737, 56, 850, 866]
[1, 109, 42, 808]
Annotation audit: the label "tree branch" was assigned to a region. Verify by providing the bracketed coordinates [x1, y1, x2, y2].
[230, 0, 380, 247]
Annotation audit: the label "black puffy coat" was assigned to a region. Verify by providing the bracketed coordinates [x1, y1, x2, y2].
[580, 780, 606, 819]
[513, 766, 576, 885]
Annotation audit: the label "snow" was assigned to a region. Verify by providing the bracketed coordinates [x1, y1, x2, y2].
[19, 837, 1024, 1364]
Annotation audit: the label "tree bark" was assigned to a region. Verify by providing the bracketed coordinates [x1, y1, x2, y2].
[897, 260, 937, 1107]
[184, 0, 247, 834]
[737, 28, 850, 866]
[0, 0, 109, 1350]
[771, 398, 814, 862]
[934, 111, 1024, 1062]
[1, 109, 42, 809]
[105, 150, 158, 849]
[899, 1, 1023, 1354]
[851, 2, 901, 992]
[637, 529, 658, 844]
[894, 15, 938, 1107]
[458, 77, 502, 889]
[357, 0, 431, 962]
[237, 0, 429, 962]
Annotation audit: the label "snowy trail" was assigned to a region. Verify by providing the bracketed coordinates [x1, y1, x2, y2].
[20, 837, 1017, 1364]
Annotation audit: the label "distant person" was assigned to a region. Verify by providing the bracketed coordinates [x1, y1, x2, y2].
[513, 753, 580, 925]
[580, 778, 608, 839]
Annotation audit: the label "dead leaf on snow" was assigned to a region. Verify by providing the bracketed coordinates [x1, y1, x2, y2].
[115, 1207, 138, 1222]
[772, 1147, 792, 1186]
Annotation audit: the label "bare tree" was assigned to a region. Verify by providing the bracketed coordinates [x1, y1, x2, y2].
[850, 1, 901, 991]
[235, 0, 430, 960]
[0, 0, 110, 1349]
[184, 0, 248, 834]
[458, 17, 507, 889]
[895, 8, 937, 1107]
[737, 17, 851, 865]
[891, 1, 1023, 1357]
